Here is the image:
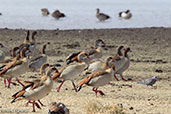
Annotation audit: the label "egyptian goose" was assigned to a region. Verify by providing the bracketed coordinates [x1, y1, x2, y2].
[119, 10, 132, 19]
[0, 47, 31, 88]
[29, 31, 37, 54]
[96, 8, 110, 21]
[115, 47, 131, 81]
[77, 56, 115, 96]
[51, 10, 65, 19]
[54, 52, 90, 92]
[41, 8, 50, 16]
[111, 46, 126, 81]
[29, 44, 47, 72]
[85, 46, 124, 74]
[11, 67, 58, 112]
[66, 39, 105, 65]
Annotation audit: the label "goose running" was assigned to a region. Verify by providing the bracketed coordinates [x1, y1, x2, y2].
[55, 52, 90, 92]
[11, 66, 58, 112]
[0, 47, 31, 88]
[78, 56, 115, 96]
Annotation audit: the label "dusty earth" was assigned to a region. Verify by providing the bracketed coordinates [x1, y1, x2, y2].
[0, 27, 171, 114]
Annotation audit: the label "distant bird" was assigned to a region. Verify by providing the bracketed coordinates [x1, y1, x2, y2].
[51, 10, 65, 19]
[0, 13, 2, 15]
[137, 76, 158, 86]
[96, 8, 110, 21]
[47, 102, 69, 114]
[41, 8, 50, 16]
[119, 10, 132, 19]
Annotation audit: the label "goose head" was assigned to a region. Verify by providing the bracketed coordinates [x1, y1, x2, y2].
[105, 56, 114, 69]
[96, 8, 100, 14]
[23, 30, 30, 44]
[95, 39, 105, 48]
[31, 31, 37, 44]
[124, 47, 131, 57]
[117, 45, 124, 56]
[11, 47, 20, 58]
[125, 10, 130, 13]
[19, 47, 31, 61]
[42, 44, 46, 55]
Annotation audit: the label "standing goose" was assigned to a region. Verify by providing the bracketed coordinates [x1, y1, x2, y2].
[119, 10, 132, 19]
[66, 39, 105, 65]
[96, 8, 110, 21]
[0, 47, 31, 88]
[55, 52, 90, 92]
[29, 44, 47, 72]
[11, 67, 58, 112]
[77, 56, 115, 96]
[111, 46, 126, 81]
[115, 47, 131, 81]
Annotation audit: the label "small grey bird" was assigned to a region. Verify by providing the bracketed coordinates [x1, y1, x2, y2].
[137, 76, 158, 86]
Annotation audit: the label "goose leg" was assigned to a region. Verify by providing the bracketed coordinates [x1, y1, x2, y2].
[25, 100, 31, 106]
[32, 101, 36, 112]
[71, 81, 77, 92]
[57, 80, 65, 92]
[4, 79, 7, 88]
[96, 89, 105, 96]
[92, 88, 98, 96]
[120, 74, 127, 81]
[16, 78, 25, 87]
[7, 78, 12, 88]
[114, 74, 119, 81]
[38, 100, 44, 106]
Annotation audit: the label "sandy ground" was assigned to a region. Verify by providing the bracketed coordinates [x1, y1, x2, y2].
[0, 27, 171, 114]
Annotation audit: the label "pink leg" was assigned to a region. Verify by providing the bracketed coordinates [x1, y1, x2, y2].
[57, 80, 65, 92]
[96, 90, 105, 96]
[71, 81, 77, 92]
[92, 88, 98, 96]
[120, 74, 127, 81]
[16, 78, 25, 87]
[32, 101, 36, 112]
[114, 74, 119, 81]
[4, 79, 7, 88]
[25, 100, 31, 106]
[38, 100, 44, 106]
[7, 78, 12, 88]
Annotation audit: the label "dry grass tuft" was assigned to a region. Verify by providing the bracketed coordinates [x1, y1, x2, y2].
[84, 101, 126, 114]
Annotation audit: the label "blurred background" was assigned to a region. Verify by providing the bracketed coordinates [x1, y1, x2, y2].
[0, 0, 171, 30]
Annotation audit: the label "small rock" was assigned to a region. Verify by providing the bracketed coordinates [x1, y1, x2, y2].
[47, 102, 69, 114]
[155, 69, 163, 73]
[57, 59, 64, 62]
[127, 78, 132, 81]
[29, 76, 37, 78]
[129, 106, 134, 110]
[52, 63, 61, 67]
